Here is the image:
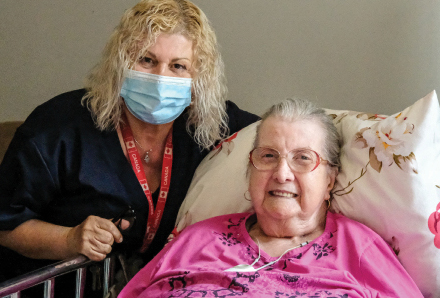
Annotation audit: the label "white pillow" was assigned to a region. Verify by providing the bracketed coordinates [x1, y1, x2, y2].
[174, 122, 257, 232]
[328, 91, 440, 297]
[174, 91, 440, 297]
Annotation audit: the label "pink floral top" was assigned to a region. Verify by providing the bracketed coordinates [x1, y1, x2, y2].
[119, 212, 423, 298]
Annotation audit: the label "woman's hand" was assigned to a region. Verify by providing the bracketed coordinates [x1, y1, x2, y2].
[66, 215, 124, 261]
[0, 217, 124, 261]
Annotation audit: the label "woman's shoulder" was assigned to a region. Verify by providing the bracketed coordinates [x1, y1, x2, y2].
[10, 89, 104, 159]
[169, 213, 251, 249]
[327, 211, 383, 244]
[18, 89, 94, 137]
[25, 89, 88, 124]
[328, 211, 373, 231]
[181, 212, 251, 234]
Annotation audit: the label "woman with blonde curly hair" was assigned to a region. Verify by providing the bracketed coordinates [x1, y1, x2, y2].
[84, 0, 230, 149]
[0, 0, 258, 294]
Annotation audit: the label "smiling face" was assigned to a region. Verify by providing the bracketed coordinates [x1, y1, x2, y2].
[134, 33, 194, 78]
[249, 116, 336, 225]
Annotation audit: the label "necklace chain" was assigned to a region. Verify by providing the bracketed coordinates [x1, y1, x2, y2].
[134, 137, 153, 163]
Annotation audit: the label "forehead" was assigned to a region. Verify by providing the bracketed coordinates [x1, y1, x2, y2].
[148, 34, 193, 56]
[257, 117, 326, 153]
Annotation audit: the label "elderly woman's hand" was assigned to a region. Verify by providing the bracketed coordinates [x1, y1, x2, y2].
[66, 215, 123, 261]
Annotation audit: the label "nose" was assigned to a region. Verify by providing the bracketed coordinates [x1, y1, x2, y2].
[150, 63, 169, 76]
[272, 157, 295, 183]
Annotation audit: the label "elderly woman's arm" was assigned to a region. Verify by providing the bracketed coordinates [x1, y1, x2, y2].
[0, 216, 123, 262]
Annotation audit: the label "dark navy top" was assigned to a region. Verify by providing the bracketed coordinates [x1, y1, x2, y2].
[0, 89, 259, 279]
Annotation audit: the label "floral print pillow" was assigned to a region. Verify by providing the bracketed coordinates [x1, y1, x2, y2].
[329, 91, 440, 297]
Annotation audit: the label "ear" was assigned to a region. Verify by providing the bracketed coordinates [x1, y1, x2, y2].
[325, 168, 338, 197]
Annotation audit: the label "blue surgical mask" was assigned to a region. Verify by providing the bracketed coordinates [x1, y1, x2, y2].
[120, 69, 192, 125]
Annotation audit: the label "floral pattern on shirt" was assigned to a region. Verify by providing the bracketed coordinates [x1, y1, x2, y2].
[214, 216, 246, 246]
[133, 213, 422, 298]
[164, 272, 351, 298]
[227, 217, 246, 229]
[215, 232, 242, 246]
[312, 242, 336, 260]
[165, 271, 261, 297]
[229, 271, 260, 293]
[275, 290, 349, 298]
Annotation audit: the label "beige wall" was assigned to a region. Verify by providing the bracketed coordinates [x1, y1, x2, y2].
[1, 0, 439, 121]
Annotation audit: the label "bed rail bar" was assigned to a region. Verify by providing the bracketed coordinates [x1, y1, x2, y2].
[0, 255, 114, 298]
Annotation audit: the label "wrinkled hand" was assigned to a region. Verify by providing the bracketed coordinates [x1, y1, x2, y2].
[66, 216, 123, 261]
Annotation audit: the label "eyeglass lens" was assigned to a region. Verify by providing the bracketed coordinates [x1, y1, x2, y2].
[251, 148, 319, 173]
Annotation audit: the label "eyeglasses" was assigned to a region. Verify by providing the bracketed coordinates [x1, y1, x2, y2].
[112, 206, 136, 235]
[249, 147, 331, 173]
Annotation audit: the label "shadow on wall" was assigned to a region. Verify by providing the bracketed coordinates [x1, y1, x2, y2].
[0, 121, 23, 164]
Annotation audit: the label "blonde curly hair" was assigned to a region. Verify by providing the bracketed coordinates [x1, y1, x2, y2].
[82, 0, 228, 149]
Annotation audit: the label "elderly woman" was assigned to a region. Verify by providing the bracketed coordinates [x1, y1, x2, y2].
[0, 0, 258, 290]
[119, 98, 423, 297]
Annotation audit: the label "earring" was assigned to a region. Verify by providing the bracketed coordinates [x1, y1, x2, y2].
[326, 199, 331, 211]
[244, 190, 252, 202]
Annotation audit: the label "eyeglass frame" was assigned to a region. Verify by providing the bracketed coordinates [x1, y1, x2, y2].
[249, 147, 333, 173]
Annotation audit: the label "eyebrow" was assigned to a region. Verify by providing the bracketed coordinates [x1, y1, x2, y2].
[145, 51, 191, 62]
[258, 146, 313, 151]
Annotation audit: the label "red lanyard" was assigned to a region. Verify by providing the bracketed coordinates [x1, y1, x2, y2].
[120, 113, 173, 253]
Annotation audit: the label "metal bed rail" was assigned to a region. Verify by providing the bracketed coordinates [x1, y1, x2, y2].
[0, 255, 114, 298]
